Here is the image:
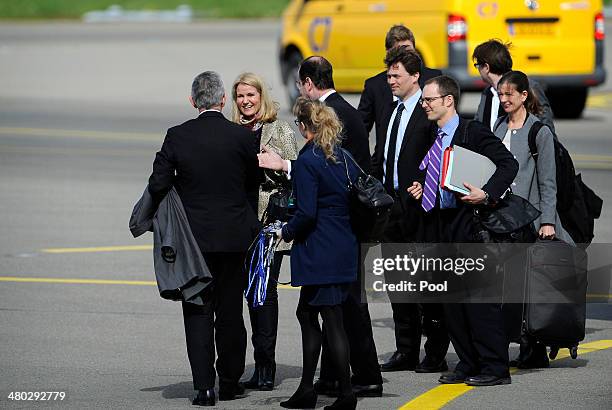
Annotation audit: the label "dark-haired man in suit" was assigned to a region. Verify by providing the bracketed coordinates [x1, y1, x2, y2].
[296, 56, 382, 397]
[148, 71, 260, 406]
[373, 47, 450, 374]
[472, 39, 554, 133]
[358, 25, 442, 147]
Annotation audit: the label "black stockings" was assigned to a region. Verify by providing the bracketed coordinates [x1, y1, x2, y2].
[296, 302, 352, 397]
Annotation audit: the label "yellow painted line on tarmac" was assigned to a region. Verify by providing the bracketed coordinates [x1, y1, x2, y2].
[399, 339, 612, 410]
[0, 275, 297, 290]
[0, 126, 160, 142]
[41, 245, 153, 253]
[0, 276, 157, 286]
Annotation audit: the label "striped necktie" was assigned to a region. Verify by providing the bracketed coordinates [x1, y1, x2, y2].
[419, 129, 445, 212]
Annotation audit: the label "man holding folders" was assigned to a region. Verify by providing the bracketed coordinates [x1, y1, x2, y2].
[408, 75, 519, 386]
[373, 47, 451, 374]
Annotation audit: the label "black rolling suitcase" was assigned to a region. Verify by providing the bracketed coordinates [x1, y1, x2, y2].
[522, 240, 588, 359]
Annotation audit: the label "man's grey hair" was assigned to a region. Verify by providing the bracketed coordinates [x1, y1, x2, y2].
[191, 71, 225, 109]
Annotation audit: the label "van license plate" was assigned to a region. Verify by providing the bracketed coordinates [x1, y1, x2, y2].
[509, 22, 554, 36]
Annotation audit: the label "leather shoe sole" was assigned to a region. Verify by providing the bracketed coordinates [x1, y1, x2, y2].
[465, 375, 511, 386]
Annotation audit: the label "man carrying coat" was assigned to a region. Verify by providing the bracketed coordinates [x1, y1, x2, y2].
[148, 71, 260, 406]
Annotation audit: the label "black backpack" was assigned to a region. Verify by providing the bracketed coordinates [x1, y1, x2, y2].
[527, 121, 603, 246]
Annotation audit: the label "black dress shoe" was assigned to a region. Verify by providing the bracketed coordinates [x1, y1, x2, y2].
[258, 363, 275, 391]
[465, 374, 511, 386]
[192, 389, 215, 406]
[324, 393, 357, 410]
[218, 382, 245, 401]
[242, 366, 260, 389]
[380, 351, 418, 372]
[314, 378, 339, 396]
[280, 386, 317, 409]
[352, 383, 383, 397]
[438, 371, 467, 384]
[415, 358, 449, 373]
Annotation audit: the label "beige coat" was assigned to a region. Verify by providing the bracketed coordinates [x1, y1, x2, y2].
[258, 119, 299, 251]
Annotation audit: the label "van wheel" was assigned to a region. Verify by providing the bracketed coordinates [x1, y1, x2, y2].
[548, 87, 588, 119]
[284, 51, 303, 107]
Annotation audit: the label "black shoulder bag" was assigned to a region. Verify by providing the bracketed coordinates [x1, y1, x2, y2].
[341, 149, 394, 242]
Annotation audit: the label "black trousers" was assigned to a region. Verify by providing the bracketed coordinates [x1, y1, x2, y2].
[435, 206, 509, 378]
[443, 302, 509, 378]
[384, 198, 449, 361]
[319, 280, 383, 385]
[246, 253, 283, 367]
[181, 252, 247, 390]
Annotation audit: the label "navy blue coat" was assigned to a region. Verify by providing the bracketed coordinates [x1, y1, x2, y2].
[281, 142, 359, 286]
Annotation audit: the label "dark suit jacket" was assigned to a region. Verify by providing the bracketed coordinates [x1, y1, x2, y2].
[447, 118, 519, 242]
[324, 92, 372, 173]
[358, 66, 442, 144]
[371, 102, 436, 230]
[282, 143, 359, 286]
[148, 111, 261, 253]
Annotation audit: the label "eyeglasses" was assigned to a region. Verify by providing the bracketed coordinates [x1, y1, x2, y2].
[295, 79, 302, 89]
[294, 119, 301, 126]
[473, 63, 481, 69]
[419, 95, 449, 105]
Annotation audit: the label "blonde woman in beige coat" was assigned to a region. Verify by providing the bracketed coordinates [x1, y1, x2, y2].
[231, 72, 298, 391]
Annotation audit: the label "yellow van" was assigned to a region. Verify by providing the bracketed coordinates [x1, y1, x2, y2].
[278, 0, 606, 118]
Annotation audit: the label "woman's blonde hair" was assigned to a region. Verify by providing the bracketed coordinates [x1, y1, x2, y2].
[231, 72, 279, 123]
[293, 97, 342, 162]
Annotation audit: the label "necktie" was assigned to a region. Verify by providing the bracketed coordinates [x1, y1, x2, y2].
[419, 129, 445, 212]
[384, 103, 404, 192]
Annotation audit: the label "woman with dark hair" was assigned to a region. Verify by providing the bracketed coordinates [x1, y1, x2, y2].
[231, 72, 298, 390]
[493, 70, 573, 369]
[274, 97, 358, 409]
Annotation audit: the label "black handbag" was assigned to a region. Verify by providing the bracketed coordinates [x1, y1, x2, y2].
[341, 149, 394, 242]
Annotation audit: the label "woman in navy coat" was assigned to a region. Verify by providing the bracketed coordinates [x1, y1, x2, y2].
[278, 98, 358, 410]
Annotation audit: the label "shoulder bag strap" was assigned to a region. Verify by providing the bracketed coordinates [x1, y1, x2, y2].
[527, 121, 545, 161]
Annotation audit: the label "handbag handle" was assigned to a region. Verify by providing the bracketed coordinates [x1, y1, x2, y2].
[340, 148, 369, 189]
[340, 149, 353, 190]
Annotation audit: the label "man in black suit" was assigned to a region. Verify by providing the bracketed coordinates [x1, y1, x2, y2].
[409, 75, 518, 386]
[472, 39, 554, 132]
[148, 71, 260, 406]
[297, 56, 371, 173]
[296, 56, 382, 397]
[358, 25, 442, 146]
[372, 47, 450, 374]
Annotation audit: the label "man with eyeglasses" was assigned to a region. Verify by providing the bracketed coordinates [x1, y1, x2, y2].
[372, 46, 451, 375]
[472, 39, 554, 132]
[409, 75, 519, 386]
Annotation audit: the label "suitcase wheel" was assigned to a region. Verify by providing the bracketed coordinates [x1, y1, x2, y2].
[570, 345, 578, 359]
[549, 346, 559, 360]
